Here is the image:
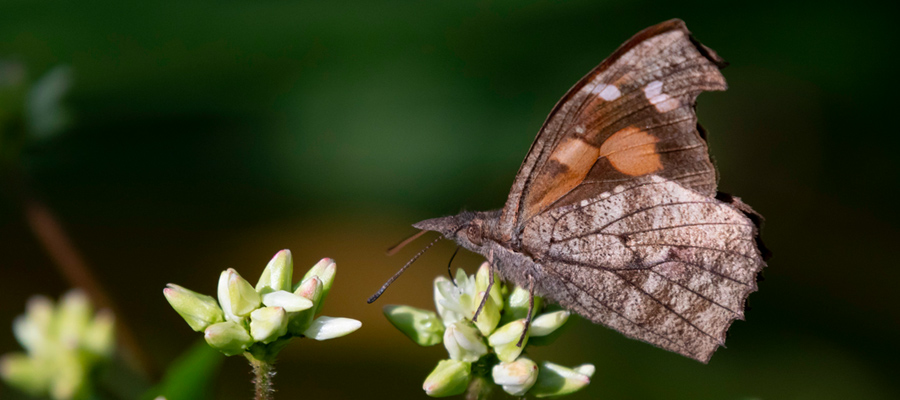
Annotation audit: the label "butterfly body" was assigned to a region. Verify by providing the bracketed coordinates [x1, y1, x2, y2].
[412, 19, 766, 363]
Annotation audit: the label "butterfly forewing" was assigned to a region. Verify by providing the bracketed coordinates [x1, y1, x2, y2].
[521, 176, 763, 362]
[499, 19, 727, 242]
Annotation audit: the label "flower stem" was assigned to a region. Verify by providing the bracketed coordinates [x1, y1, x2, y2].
[465, 376, 492, 400]
[246, 353, 275, 400]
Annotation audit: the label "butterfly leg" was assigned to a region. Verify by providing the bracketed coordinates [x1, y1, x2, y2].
[447, 246, 461, 287]
[472, 249, 495, 322]
[516, 273, 535, 347]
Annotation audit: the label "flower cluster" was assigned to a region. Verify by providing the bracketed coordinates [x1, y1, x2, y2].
[384, 263, 594, 398]
[164, 250, 361, 361]
[0, 290, 115, 400]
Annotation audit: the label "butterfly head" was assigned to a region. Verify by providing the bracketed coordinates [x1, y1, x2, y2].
[412, 211, 498, 253]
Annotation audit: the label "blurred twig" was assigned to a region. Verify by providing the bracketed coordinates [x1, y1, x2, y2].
[4, 167, 157, 379]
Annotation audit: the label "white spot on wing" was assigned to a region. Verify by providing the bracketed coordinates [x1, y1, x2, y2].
[600, 192, 611, 199]
[575, 125, 585, 134]
[613, 185, 625, 194]
[656, 98, 680, 112]
[643, 80, 681, 113]
[597, 84, 621, 101]
[644, 80, 663, 98]
[580, 199, 589, 207]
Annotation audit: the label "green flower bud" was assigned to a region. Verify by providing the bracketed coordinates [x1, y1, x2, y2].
[218, 269, 260, 319]
[529, 310, 570, 337]
[57, 290, 91, 346]
[83, 310, 115, 357]
[443, 322, 487, 362]
[0, 353, 44, 396]
[261, 290, 313, 312]
[383, 305, 444, 346]
[164, 284, 224, 332]
[422, 359, 471, 398]
[302, 316, 361, 341]
[488, 320, 528, 362]
[529, 361, 594, 398]
[287, 277, 323, 335]
[502, 287, 543, 324]
[250, 307, 288, 344]
[492, 357, 539, 396]
[474, 263, 503, 310]
[472, 291, 500, 337]
[433, 277, 463, 325]
[204, 321, 253, 356]
[256, 250, 293, 294]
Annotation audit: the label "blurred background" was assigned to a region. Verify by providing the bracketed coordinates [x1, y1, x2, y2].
[1, 0, 898, 399]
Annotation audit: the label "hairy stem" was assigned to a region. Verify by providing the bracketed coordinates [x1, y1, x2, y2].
[465, 376, 492, 400]
[246, 353, 275, 400]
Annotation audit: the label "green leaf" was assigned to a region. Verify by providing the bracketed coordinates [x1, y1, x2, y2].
[141, 341, 223, 400]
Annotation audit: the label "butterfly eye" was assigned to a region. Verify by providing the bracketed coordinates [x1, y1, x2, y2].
[467, 223, 484, 246]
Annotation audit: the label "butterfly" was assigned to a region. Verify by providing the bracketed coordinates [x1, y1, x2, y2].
[373, 19, 767, 363]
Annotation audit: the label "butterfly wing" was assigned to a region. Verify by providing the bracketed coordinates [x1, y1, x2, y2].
[498, 19, 728, 242]
[521, 176, 765, 362]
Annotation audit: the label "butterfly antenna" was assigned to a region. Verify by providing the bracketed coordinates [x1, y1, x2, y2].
[386, 229, 428, 256]
[447, 246, 461, 287]
[368, 235, 442, 304]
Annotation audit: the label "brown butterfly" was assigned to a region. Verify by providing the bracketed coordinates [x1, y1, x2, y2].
[373, 19, 767, 363]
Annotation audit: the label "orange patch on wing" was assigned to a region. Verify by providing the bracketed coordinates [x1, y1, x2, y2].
[524, 137, 601, 217]
[599, 126, 662, 176]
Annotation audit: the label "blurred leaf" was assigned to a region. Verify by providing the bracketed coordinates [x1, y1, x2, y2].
[140, 341, 223, 400]
[25, 65, 72, 140]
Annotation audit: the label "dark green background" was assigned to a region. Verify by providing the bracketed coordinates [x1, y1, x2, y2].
[2, 0, 898, 399]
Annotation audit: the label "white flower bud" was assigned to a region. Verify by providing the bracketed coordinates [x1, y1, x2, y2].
[529, 310, 570, 337]
[492, 357, 539, 396]
[433, 277, 464, 325]
[261, 290, 313, 312]
[250, 306, 288, 344]
[256, 250, 293, 294]
[302, 316, 361, 341]
[443, 322, 488, 362]
[218, 269, 260, 319]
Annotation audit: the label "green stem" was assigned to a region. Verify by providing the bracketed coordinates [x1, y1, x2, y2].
[465, 376, 492, 400]
[245, 353, 275, 400]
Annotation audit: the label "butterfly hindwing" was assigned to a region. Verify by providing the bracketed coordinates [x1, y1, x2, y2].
[521, 176, 764, 362]
[499, 19, 727, 241]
